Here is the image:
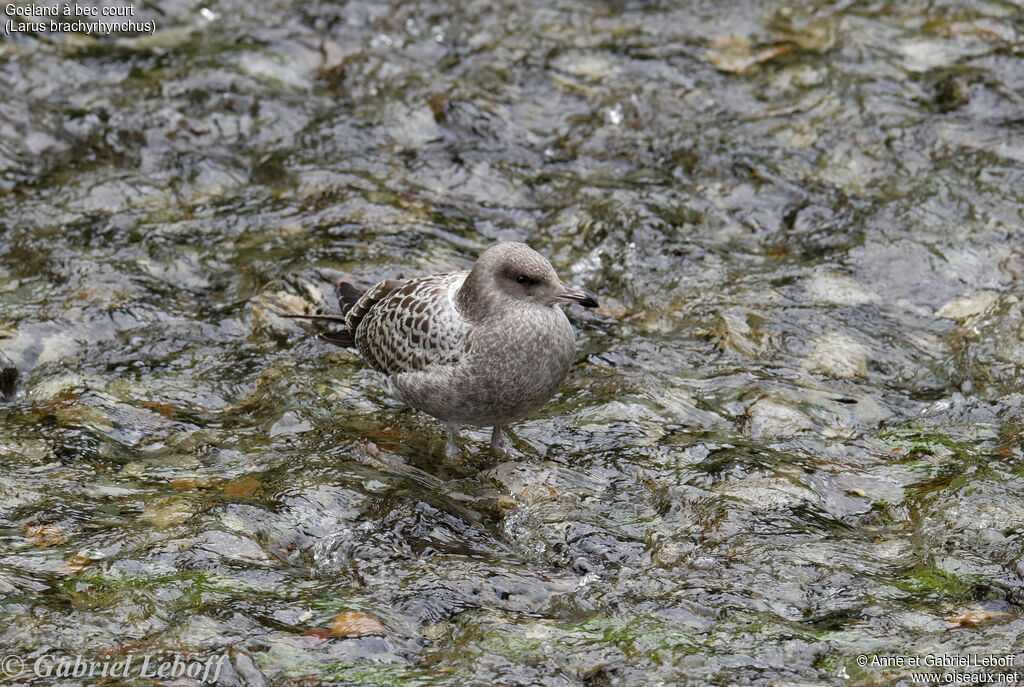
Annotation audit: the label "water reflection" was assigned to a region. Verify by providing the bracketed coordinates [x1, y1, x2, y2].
[1, 0, 1022, 684]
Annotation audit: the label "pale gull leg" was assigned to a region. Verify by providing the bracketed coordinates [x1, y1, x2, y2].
[490, 425, 507, 460]
[445, 425, 460, 461]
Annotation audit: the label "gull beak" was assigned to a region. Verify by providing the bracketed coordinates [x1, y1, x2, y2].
[554, 287, 599, 308]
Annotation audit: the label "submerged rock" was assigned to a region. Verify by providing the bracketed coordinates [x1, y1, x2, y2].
[328, 611, 388, 637]
[743, 398, 814, 440]
[713, 307, 770, 357]
[935, 290, 1000, 323]
[803, 332, 869, 379]
[804, 269, 881, 307]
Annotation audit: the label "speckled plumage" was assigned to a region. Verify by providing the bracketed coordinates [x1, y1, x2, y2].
[350, 272, 469, 377]
[318, 243, 598, 458]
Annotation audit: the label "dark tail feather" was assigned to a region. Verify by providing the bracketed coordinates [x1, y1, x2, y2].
[277, 314, 356, 348]
[319, 330, 355, 347]
[275, 278, 378, 350]
[335, 281, 365, 316]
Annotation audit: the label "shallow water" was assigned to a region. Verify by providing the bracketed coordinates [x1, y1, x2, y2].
[1, 0, 1023, 685]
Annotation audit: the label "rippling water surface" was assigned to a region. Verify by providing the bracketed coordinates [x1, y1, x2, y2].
[1, 0, 1023, 684]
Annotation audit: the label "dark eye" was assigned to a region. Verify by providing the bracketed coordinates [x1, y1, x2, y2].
[516, 275, 529, 284]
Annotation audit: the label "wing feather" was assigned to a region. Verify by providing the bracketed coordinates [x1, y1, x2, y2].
[355, 272, 469, 375]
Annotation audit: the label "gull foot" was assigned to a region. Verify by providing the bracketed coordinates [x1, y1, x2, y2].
[445, 426, 461, 461]
[490, 426, 507, 460]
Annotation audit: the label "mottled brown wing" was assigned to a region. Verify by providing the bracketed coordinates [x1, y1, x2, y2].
[354, 272, 470, 375]
[341, 279, 401, 333]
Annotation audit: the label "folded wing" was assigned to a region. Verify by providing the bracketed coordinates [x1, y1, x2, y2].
[352, 272, 470, 375]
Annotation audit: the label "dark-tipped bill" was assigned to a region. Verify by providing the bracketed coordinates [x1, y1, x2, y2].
[554, 288, 599, 308]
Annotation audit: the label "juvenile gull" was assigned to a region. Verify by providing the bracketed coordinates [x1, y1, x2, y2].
[297, 243, 598, 459]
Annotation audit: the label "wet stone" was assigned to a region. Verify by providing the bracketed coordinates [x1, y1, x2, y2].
[140, 496, 197, 529]
[0, 0, 1022, 682]
[804, 269, 881, 307]
[803, 332, 870, 379]
[713, 307, 771, 357]
[268, 410, 313, 437]
[183, 530, 277, 568]
[935, 290, 1000, 323]
[743, 398, 814, 440]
